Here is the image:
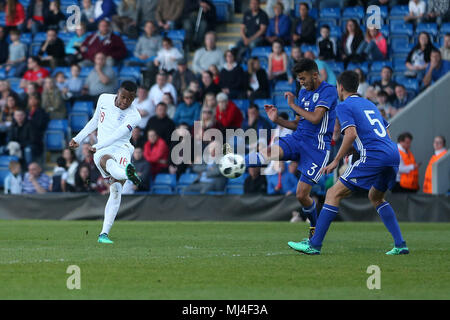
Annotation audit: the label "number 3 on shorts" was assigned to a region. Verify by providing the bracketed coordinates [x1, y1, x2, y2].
[307, 163, 318, 176]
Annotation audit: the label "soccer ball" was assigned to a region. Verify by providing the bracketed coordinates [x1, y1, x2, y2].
[219, 153, 246, 179]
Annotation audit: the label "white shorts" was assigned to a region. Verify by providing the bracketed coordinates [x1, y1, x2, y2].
[93, 143, 135, 178]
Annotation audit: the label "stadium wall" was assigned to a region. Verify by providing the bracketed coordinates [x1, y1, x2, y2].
[389, 73, 450, 192]
[0, 194, 449, 222]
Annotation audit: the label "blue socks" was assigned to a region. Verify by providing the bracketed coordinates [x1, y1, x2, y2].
[376, 202, 406, 247]
[302, 200, 317, 227]
[309, 204, 338, 250]
[245, 152, 267, 167]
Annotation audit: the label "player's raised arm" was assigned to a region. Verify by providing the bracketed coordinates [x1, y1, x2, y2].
[284, 92, 327, 125]
[70, 97, 102, 148]
[264, 104, 299, 130]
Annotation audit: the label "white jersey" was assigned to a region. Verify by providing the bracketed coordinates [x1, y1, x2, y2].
[73, 93, 141, 150]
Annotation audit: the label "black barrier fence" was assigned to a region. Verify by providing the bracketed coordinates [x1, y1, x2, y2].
[0, 194, 449, 222]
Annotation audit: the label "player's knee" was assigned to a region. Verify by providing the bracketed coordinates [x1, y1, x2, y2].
[296, 188, 310, 204]
[368, 193, 384, 207]
[100, 155, 113, 170]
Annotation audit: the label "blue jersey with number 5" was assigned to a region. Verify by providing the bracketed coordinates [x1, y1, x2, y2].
[337, 95, 399, 167]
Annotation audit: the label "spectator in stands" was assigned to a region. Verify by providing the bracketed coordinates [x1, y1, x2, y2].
[422, 49, 450, 87]
[291, 2, 316, 47]
[3, 160, 22, 194]
[287, 46, 302, 83]
[26, 93, 49, 159]
[192, 31, 225, 75]
[144, 129, 169, 177]
[22, 162, 50, 193]
[267, 161, 297, 195]
[219, 50, 246, 99]
[44, 0, 65, 31]
[156, 0, 184, 31]
[241, 103, 272, 150]
[145, 102, 176, 147]
[80, 19, 127, 67]
[50, 156, 67, 192]
[111, 0, 138, 38]
[405, 31, 436, 79]
[341, 19, 364, 67]
[63, 64, 84, 102]
[130, 126, 146, 149]
[181, 0, 216, 51]
[62, 147, 78, 192]
[424, 0, 450, 24]
[234, 0, 269, 62]
[41, 77, 66, 119]
[74, 163, 96, 192]
[153, 37, 184, 75]
[246, 56, 270, 100]
[24, 0, 48, 35]
[265, 2, 291, 45]
[82, 52, 118, 98]
[173, 59, 197, 98]
[65, 23, 88, 66]
[149, 71, 178, 106]
[200, 70, 221, 101]
[215, 92, 243, 130]
[357, 26, 387, 61]
[355, 68, 369, 98]
[8, 109, 33, 165]
[79, 142, 100, 183]
[173, 89, 201, 127]
[55, 71, 69, 96]
[209, 64, 220, 85]
[0, 26, 8, 66]
[366, 66, 397, 102]
[265, 0, 291, 19]
[375, 90, 392, 117]
[131, 146, 151, 191]
[392, 132, 420, 193]
[20, 82, 39, 106]
[268, 39, 288, 82]
[304, 51, 336, 86]
[423, 135, 447, 194]
[441, 33, 450, 61]
[162, 92, 176, 119]
[317, 25, 337, 61]
[132, 21, 162, 67]
[81, 0, 96, 31]
[199, 103, 220, 132]
[244, 167, 267, 194]
[188, 80, 202, 102]
[136, 0, 158, 31]
[0, 80, 21, 111]
[93, 0, 117, 24]
[20, 56, 50, 93]
[201, 92, 217, 114]
[131, 84, 155, 130]
[391, 84, 413, 117]
[38, 27, 65, 68]
[405, 0, 426, 25]
[5, 0, 25, 30]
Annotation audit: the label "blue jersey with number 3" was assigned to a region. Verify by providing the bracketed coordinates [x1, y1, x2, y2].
[337, 95, 399, 167]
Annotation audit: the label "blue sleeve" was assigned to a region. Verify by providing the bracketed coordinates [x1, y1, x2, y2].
[95, 0, 116, 22]
[337, 103, 356, 133]
[267, 176, 276, 195]
[315, 86, 337, 110]
[382, 117, 390, 129]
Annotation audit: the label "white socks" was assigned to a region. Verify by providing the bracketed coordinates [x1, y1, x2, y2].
[106, 158, 127, 181]
[100, 182, 123, 235]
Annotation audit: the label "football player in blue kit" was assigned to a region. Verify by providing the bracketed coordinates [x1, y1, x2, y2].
[288, 70, 409, 255]
[230, 58, 338, 240]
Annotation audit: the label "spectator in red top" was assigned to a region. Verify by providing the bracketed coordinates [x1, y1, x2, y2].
[144, 129, 169, 177]
[356, 26, 387, 61]
[79, 19, 127, 67]
[215, 92, 243, 130]
[20, 56, 50, 93]
[5, 0, 26, 29]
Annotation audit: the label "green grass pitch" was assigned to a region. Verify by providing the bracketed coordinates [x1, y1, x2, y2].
[0, 220, 449, 300]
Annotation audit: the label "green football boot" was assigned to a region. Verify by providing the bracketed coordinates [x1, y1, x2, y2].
[126, 163, 142, 186]
[98, 233, 114, 244]
[288, 240, 321, 255]
[386, 246, 409, 255]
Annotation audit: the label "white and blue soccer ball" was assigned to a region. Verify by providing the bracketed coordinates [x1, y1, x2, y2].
[219, 153, 245, 179]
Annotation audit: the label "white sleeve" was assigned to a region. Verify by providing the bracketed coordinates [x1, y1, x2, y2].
[398, 155, 415, 174]
[93, 112, 141, 150]
[72, 97, 101, 144]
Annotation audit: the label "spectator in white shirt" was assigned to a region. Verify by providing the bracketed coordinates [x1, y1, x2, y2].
[3, 160, 22, 194]
[405, 0, 426, 25]
[132, 85, 155, 129]
[148, 71, 178, 107]
[153, 37, 184, 74]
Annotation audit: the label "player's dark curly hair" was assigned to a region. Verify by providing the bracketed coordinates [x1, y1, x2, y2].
[292, 58, 319, 75]
[120, 80, 137, 93]
[337, 70, 359, 93]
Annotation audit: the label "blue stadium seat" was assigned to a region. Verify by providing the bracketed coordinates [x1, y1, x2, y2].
[273, 95, 289, 108]
[347, 62, 369, 74]
[80, 67, 93, 77]
[367, 74, 381, 85]
[44, 130, 66, 151]
[72, 101, 94, 116]
[319, 0, 342, 10]
[327, 61, 344, 75]
[253, 98, 273, 109]
[227, 173, 247, 186]
[328, 25, 342, 38]
[416, 23, 439, 38]
[213, 0, 231, 22]
[342, 6, 365, 20]
[0, 167, 9, 188]
[389, 5, 409, 19]
[47, 119, 69, 137]
[58, 32, 74, 43]
[177, 173, 198, 186]
[300, 44, 318, 57]
[365, 5, 388, 20]
[390, 21, 413, 37]
[0, 156, 19, 168]
[8, 78, 23, 94]
[119, 66, 141, 81]
[391, 38, 413, 54]
[251, 46, 272, 59]
[151, 186, 174, 195]
[51, 66, 71, 78]
[32, 32, 47, 43]
[166, 30, 185, 42]
[69, 112, 89, 132]
[30, 43, 41, 56]
[380, 24, 389, 38]
[441, 23, 450, 35]
[273, 81, 294, 94]
[0, 13, 5, 26]
[318, 18, 338, 27]
[19, 32, 32, 45]
[320, 7, 341, 20]
[151, 173, 177, 194]
[395, 77, 420, 92]
[226, 186, 244, 195]
[370, 61, 393, 74]
[393, 58, 408, 73]
[232, 99, 250, 115]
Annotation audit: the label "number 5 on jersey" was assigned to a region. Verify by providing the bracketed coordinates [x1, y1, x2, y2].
[364, 110, 386, 138]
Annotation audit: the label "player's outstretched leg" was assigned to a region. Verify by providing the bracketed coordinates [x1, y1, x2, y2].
[103, 157, 128, 181]
[368, 187, 409, 255]
[295, 181, 318, 239]
[126, 163, 142, 186]
[98, 181, 123, 244]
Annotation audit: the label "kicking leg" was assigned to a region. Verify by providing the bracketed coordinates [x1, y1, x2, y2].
[100, 155, 128, 181]
[98, 179, 124, 244]
[368, 187, 409, 255]
[244, 145, 284, 167]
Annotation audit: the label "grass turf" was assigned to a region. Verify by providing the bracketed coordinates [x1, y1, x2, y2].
[0, 220, 449, 300]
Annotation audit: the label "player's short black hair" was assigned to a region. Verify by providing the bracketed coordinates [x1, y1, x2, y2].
[293, 58, 319, 75]
[398, 132, 413, 142]
[120, 80, 137, 93]
[337, 70, 359, 93]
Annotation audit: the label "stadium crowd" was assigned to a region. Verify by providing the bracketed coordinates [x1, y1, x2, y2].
[0, 0, 449, 196]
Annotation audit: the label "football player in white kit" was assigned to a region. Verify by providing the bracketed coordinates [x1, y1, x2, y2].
[69, 81, 142, 244]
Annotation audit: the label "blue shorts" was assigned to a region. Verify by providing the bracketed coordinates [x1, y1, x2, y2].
[340, 161, 398, 192]
[276, 134, 330, 186]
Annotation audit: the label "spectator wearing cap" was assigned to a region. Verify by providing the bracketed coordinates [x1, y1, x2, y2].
[173, 89, 202, 127]
[172, 59, 197, 98]
[22, 162, 51, 194]
[132, 21, 162, 67]
[422, 49, 450, 88]
[219, 50, 247, 99]
[215, 92, 243, 130]
[291, 2, 316, 47]
[153, 38, 184, 75]
[192, 31, 225, 75]
[79, 19, 127, 67]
